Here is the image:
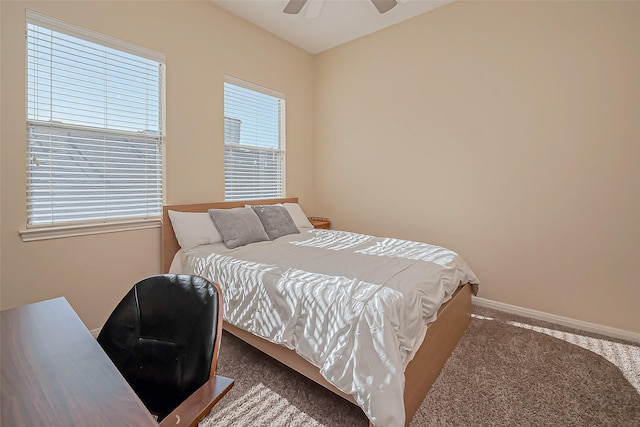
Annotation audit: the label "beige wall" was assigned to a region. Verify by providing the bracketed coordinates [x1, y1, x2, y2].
[0, 1, 315, 329]
[2, 0, 638, 335]
[315, 1, 640, 333]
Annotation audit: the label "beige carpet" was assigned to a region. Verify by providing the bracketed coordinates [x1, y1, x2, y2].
[200, 305, 640, 426]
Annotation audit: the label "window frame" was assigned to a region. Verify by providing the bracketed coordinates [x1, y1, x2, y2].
[223, 75, 286, 201]
[20, 10, 166, 241]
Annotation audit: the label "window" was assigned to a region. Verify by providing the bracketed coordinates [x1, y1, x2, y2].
[224, 76, 285, 201]
[25, 11, 165, 233]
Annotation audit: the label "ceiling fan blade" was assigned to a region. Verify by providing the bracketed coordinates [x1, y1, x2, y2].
[371, 0, 397, 14]
[283, 0, 308, 14]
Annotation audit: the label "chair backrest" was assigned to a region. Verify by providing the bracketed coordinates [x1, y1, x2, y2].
[97, 274, 223, 421]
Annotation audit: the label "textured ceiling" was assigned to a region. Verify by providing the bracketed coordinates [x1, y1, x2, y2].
[210, 0, 453, 54]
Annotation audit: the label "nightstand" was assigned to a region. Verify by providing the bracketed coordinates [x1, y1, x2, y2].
[308, 217, 331, 229]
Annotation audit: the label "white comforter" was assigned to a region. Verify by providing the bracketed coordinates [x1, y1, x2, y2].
[175, 229, 479, 426]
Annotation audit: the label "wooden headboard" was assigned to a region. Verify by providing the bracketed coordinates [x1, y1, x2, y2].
[161, 197, 298, 273]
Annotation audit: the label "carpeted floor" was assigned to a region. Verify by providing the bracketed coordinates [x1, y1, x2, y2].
[200, 305, 640, 426]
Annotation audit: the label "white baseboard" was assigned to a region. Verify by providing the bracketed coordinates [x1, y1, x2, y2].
[472, 296, 640, 344]
[89, 301, 638, 343]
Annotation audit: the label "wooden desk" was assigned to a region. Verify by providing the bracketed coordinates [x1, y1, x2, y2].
[1, 297, 158, 426]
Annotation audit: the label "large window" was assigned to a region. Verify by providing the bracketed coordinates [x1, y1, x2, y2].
[224, 76, 285, 201]
[25, 11, 165, 232]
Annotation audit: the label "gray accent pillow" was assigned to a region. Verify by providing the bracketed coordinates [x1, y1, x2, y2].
[208, 207, 269, 249]
[251, 205, 300, 240]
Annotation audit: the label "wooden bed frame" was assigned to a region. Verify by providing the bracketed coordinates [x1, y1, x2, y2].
[161, 198, 472, 426]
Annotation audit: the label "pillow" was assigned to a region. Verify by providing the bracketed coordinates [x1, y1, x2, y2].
[208, 207, 269, 249]
[283, 203, 314, 230]
[167, 210, 223, 250]
[251, 205, 300, 240]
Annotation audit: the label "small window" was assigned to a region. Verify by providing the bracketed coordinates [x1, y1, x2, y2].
[223, 76, 285, 201]
[26, 11, 165, 228]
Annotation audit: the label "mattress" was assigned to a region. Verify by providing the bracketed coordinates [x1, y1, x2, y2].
[173, 228, 479, 426]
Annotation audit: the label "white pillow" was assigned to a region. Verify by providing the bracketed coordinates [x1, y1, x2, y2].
[167, 210, 223, 250]
[283, 203, 314, 230]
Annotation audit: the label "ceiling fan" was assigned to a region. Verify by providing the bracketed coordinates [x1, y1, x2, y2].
[283, 0, 398, 15]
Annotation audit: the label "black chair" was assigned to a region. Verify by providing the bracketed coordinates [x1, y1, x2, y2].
[97, 274, 233, 426]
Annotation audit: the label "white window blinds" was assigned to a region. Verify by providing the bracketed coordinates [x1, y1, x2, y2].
[224, 76, 285, 201]
[26, 11, 165, 227]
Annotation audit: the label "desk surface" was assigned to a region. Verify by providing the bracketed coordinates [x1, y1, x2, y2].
[1, 297, 158, 426]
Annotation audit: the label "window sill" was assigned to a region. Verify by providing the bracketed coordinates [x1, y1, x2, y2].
[19, 219, 162, 242]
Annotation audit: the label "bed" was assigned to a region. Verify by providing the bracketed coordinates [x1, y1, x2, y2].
[161, 198, 479, 426]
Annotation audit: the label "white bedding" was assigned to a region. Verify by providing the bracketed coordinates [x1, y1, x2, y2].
[173, 229, 479, 426]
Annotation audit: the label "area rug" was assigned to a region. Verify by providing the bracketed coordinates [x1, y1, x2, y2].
[200, 305, 640, 426]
